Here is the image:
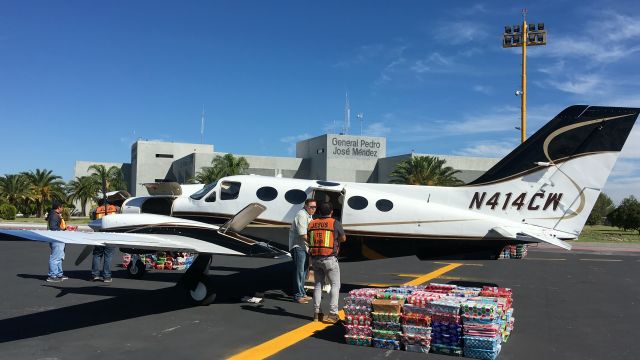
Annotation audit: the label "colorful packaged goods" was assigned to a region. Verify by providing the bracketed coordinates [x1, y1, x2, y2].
[371, 299, 404, 314]
[344, 325, 373, 337]
[461, 302, 499, 322]
[401, 312, 431, 327]
[407, 291, 446, 307]
[401, 324, 432, 337]
[372, 338, 400, 350]
[427, 298, 465, 315]
[431, 344, 463, 356]
[348, 288, 382, 298]
[344, 305, 371, 316]
[384, 286, 422, 295]
[463, 335, 501, 350]
[371, 312, 401, 323]
[425, 283, 457, 294]
[344, 295, 373, 307]
[375, 292, 406, 300]
[403, 304, 431, 316]
[431, 313, 462, 324]
[372, 321, 402, 332]
[372, 329, 401, 340]
[344, 335, 372, 347]
[464, 346, 501, 360]
[344, 314, 372, 327]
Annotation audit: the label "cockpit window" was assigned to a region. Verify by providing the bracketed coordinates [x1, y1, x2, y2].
[190, 181, 217, 200]
[220, 181, 241, 200]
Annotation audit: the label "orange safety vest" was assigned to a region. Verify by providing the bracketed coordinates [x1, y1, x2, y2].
[308, 217, 337, 257]
[95, 204, 117, 219]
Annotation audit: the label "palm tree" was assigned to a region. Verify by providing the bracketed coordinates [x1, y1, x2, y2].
[88, 164, 127, 193]
[67, 176, 100, 216]
[22, 169, 66, 217]
[192, 154, 249, 184]
[0, 174, 31, 206]
[390, 156, 464, 186]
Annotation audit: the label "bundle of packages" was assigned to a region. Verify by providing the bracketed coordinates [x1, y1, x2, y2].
[424, 283, 457, 294]
[375, 292, 407, 301]
[431, 321, 463, 346]
[431, 343, 464, 356]
[343, 288, 380, 347]
[371, 298, 404, 350]
[401, 333, 431, 353]
[479, 287, 513, 310]
[448, 287, 481, 298]
[384, 286, 423, 295]
[427, 297, 465, 315]
[514, 244, 528, 259]
[407, 291, 446, 307]
[499, 246, 513, 259]
[462, 301, 502, 360]
[401, 303, 432, 352]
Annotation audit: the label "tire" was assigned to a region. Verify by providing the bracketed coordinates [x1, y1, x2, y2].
[189, 276, 216, 306]
[127, 259, 146, 279]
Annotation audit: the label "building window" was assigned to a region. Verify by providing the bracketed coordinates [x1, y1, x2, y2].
[155, 154, 174, 158]
[376, 199, 393, 212]
[220, 181, 241, 200]
[154, 179, 166, 182]
[347, 196, 368, 210]
[285, 189, 307, 204]
[256, 186, 278, 201]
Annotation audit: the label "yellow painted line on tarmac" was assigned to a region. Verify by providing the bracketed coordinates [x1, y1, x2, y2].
[397, 273, 421, 278]
[226, 262, 462, 360]
[579, 258, 622, 262]
[435, 261, 484, 267]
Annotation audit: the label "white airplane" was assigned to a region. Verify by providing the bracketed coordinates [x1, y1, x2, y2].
[1, 105, 637, 304]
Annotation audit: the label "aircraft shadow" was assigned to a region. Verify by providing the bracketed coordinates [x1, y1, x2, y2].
[1, 262, 295, 343]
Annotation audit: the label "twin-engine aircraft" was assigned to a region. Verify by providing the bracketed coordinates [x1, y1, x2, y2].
[1, 105, 638, 305]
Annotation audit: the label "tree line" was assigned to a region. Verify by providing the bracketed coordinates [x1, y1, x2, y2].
[0, 165, 126, 220]
[589, 193, 640, 234]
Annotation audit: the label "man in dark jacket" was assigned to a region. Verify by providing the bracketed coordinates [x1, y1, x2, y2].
[46, 201, 67, 282]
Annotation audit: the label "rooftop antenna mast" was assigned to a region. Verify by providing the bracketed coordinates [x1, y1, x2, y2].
[200, 105, 205, 144]
[343, 92, 351, 135]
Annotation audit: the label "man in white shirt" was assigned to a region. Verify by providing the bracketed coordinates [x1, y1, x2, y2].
[289, 199, 316, 303]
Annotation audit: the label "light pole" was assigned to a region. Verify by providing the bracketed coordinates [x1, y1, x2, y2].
[503, 9, 547, 143]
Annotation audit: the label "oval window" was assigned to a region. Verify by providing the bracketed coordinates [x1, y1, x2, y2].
[256, 186, 278, 201]
[285, 189, 307, 204]
[316, 180, 341, 187]
[347, 196, 368, 210]
[376, 199, 393, 212]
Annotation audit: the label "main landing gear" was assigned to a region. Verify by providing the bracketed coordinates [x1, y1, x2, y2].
[177, 254, 217, 306]
[125, 253, 217, 306]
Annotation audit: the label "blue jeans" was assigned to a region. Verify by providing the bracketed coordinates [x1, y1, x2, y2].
[291, 247, 309, 300]
[48, 242, 65, 277]
[92, 246, 115, 278]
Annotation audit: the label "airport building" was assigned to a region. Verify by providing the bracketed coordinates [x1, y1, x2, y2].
[74, 134, 500, 196]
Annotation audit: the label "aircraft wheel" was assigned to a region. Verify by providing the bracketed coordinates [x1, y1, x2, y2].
[189, 276, 216, 306]
[127, 259, 146, 279]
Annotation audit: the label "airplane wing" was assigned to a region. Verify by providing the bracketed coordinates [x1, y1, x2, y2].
[0, 229, 245, 255]
[491, 226, 572, 250]
[0, 203, 288, 258]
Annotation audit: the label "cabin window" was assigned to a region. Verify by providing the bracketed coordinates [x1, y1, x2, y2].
[347, 196, 368, 210]
[285, 189, 307, 204]
[221, 181, 241, 200]
[190, 182, 217, 200]
[256, 186, 278, 201]
[376, 199, 393, 212]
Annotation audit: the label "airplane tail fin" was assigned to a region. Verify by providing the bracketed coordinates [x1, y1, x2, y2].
[467, 105, 639, 238]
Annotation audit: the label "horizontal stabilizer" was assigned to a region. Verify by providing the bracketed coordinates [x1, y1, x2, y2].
[491, 226, 572, 250]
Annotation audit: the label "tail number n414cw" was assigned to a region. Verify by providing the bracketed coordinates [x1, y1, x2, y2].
[469, 192, 563, 211]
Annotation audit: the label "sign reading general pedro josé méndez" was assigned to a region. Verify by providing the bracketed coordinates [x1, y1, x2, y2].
[329, 136, 383, 158]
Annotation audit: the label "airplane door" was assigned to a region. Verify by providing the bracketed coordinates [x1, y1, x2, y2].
[311, 189, 344, 221]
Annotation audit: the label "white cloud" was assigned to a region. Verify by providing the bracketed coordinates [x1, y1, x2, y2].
[546, 73, 606, 95]
[280, 133, 311, 154]
[434, 21, 489, 45]
[472, 85, 493, 95]
[364, 122, 391, 137]
[411, 53, 455, 74]
[454, 142, 516, 157]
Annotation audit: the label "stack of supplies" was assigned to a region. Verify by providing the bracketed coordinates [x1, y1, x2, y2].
[401, 303, 432, 353]
[429, 297, 464, 356]
[371, 294, 405, 350]
[425, 283, 457, 294]
[514, 244, 528, 259]
[343, 288, 379, 347]
[462, 301, 502, 360]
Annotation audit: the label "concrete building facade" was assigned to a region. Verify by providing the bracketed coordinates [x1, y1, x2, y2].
[75, 134, 500, 196]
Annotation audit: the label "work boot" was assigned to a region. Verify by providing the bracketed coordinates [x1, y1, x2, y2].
[295, 297, 310, 304]
[313, 312, 324, 322]
[323, 313, 340, 324]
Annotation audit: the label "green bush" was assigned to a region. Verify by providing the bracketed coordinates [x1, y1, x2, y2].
[0, 204, 18, 220]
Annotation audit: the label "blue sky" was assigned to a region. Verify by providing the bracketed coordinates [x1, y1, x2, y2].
[1, 1, 639, 203]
